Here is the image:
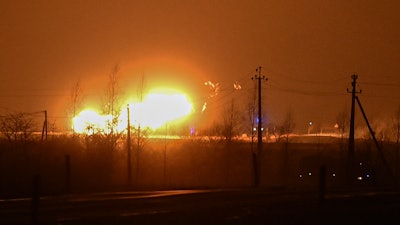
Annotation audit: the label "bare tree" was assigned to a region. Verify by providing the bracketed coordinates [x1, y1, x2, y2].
[67, 79, 84, 133]
[103, 64, 121, 124]
[371, 118, 389, 143]
[101, 64, 123, 150]
[222, 99, 240, 142]
[0, 112, 34, 145]
[202, 122, 223, 142]
[267, 123, 280, 142]
[244, 80, 257, 143]
[279, 110, 296, 143]
[133, 74, 148, 186]
[392, 105, 400, 144]
[268, 111, 296, 143]
[335, 107, 349, 139]
[277, 110, 295, 187]
[392, 105, 400, 180]
[135, 74, 146, 148]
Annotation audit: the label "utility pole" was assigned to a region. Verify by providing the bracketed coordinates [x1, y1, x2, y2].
[135, 124, 141, 186]
[164, 122, 167, 187]
[347, 74, 360, 182]
[355, 95, 394, 181]
[251, 66, 267, 187]
[127, 104, 132, 188]
[41, 110, 47, 142]
[346, 75, 394, 184]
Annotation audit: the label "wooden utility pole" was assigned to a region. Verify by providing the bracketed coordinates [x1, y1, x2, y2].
[346, 75, 394, 183]
[347, 74, 360, 182]
[127, 104, 132, 188]
[41, 110, 47, 142]
[251, 66, 267, 187]
[164, 123, 167, 187]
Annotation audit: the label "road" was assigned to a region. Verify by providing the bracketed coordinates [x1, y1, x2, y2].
[1, 188, 400, 225]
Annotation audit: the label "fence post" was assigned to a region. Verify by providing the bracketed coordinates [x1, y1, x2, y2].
[65, 154, 71, 194]
[318, 165, 326, 205]
[32, 174, 41, 224]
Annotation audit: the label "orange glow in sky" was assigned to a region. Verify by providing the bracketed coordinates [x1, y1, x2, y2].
[72, 90, 193, 133]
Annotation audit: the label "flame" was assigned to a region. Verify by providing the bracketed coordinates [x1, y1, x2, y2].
[125, 93, 193, 129]
[72, 91, 193, 133]
[72, 110, 112, 133]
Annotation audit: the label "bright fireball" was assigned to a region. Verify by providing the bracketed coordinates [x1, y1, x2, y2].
[72, 91, 193, 133]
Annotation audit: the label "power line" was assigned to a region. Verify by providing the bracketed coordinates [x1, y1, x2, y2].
[0, 94, 67, 98]
[359, 82, 400, 88]
[360, 94, 400, 100]
[262, 68, 349, 85]
[267, 80, 345, 97]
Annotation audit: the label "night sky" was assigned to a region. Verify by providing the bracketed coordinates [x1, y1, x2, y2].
[1, 0, 399, 132]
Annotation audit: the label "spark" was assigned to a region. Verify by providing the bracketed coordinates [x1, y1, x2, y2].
[234, 81, 242, 90]
[202, 81, 220, 113]
[204, 81, 220, 98]
[201, 102, 207, 113]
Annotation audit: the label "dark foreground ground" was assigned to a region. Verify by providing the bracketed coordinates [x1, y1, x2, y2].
[1, 188, 400, 225]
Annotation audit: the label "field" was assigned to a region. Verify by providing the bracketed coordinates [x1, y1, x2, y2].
[0, 135, 399, 199]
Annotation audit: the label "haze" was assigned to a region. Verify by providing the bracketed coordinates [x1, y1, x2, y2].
[1, 0, 399, 132]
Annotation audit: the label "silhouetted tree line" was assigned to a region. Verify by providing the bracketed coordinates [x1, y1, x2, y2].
[1, 64, 400, 198]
